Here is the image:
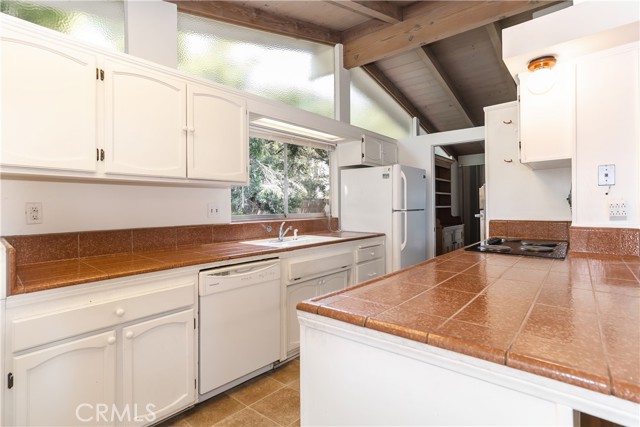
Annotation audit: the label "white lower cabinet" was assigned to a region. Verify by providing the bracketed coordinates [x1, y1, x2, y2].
[286, 270, 349, 354]
[5, 272, 197, 427]
[122, 309, 195, 426]
[13, 331, 117, 427]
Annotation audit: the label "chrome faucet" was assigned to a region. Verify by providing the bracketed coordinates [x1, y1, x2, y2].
[278, 222, 292, 241]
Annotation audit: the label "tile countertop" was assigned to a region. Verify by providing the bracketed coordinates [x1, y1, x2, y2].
[298, 249, 640, 404]
[4, 231, 383, 296]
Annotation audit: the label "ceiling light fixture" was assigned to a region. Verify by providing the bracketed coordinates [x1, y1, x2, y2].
[526, 55, 557, 95]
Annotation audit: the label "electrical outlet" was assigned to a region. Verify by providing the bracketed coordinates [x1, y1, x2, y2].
[609, 200, 627, 218]
[207, 203, 221, 218]
[25, 202, 43, 224]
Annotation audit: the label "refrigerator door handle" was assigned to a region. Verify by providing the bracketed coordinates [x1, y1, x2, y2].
[400, 211, 408, 251]
[400, 170, 408, 210]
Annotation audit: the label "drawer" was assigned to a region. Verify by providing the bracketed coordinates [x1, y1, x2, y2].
[11, 280, 194, 353]
[356, 258, 385, 284]
[356, 244, 384, 263]
[288, 252, 353, 282]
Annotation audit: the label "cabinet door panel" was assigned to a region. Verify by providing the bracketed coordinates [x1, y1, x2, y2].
[188, 84, 248, 182]
[362, 138, 383, 165]
[1, 31, 97, 172]
[320, 270, 349, 295]
[13, 331, 117, 427]
[286, 281, 317, 353]
[104, 60, 186, 178]
[122, 309, 195, 425]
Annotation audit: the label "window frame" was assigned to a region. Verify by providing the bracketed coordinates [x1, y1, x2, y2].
[231, 131, 333, 222]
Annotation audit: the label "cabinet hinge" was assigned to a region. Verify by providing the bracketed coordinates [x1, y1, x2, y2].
[100, 69, 104, 81]
[100, 149, 105, 161]
[96, 148, 99, 161]
[194, 378, 197, 389]
[96, 68, 99, 80]
[8, 373, 13, 389]
[194, 318, 196, 329]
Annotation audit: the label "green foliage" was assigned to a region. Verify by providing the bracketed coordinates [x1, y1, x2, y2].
[231, 137, 329, 216]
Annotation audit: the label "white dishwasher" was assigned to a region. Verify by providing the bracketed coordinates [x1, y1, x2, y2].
[199, 258, 281, 396]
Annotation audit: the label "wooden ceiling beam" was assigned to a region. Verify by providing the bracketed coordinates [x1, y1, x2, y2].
[343, 1, 555, 69]
[170, 0, 341, 45]
[485, 22, 517, 96]
[416, 45, 476, 128]
[362, 63, 437, 133]
[328, 1, 402, 24]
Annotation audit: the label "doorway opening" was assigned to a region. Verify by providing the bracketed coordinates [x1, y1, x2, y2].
[433, 142, 485, 256]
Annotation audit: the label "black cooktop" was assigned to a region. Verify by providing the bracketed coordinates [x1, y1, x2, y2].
[465, 238, 568, 259]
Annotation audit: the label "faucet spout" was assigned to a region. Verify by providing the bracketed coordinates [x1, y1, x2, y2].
[278, 222, 293, 241]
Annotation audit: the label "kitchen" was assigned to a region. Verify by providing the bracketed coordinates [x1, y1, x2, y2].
[1, 1, 639, 426]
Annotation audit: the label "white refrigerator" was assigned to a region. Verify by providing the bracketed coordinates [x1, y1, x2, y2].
[340, 164, 427, 273]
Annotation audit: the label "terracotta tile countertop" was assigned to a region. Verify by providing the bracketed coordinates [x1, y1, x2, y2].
[298, 249, 640, 404]
[4, 231, 382, 296]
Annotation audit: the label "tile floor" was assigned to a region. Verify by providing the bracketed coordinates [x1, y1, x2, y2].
[158, 359, 300, 427]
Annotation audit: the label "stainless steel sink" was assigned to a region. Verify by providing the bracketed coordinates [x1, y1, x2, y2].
[240, 235, 343, 248]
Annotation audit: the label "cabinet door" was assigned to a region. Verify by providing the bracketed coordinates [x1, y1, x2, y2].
[1, 30, 97, 172]
[104, 59, 187, 178]
[319, 270, 349, 295]
[362, 137, 383, 165]
[187, 84, 248, 182]
[518, 64, 574, 168]
[381, 141, 398, 165]
[122, 309, 195, 425]
[12, 331, 117, 427]
[286, 280, 318, 353]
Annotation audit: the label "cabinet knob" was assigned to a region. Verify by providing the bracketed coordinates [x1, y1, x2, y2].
[125, 331, 134, 339]
[107, 336, 116, 345]
[115, 308, 125, 317]
[370, 251, 375, 256]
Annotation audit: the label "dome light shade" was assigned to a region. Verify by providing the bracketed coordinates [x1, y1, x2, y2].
[526, 55, 557, 95]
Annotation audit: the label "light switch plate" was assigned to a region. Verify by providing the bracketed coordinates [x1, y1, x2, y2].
[598, 164, 615, 186]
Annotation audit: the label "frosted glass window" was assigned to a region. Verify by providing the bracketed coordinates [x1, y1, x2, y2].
[351, 67, 412, 140]
[1, 0, 125, 51]
[178, 13, 335, 118]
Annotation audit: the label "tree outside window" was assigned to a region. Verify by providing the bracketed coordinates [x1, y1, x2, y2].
[231, 137, 330, 218]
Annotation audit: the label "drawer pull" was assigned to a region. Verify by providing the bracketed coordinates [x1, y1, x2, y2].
[368, 272, 377, 277]
[370, 251, 375, 256]
[115, 308, 125, 317]
[107, 336, 116, 345]
[125, 331, 134, 339]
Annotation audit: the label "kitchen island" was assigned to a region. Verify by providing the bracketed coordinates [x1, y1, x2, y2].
[297, 249, 639, 426]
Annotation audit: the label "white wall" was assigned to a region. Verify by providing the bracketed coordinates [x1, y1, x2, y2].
[0, 179, 230, 235]
[573, 43, 639, 228]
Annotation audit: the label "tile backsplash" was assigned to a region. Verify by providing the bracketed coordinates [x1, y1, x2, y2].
[489, 220, 640, 257]
[4, 218, 339, 266]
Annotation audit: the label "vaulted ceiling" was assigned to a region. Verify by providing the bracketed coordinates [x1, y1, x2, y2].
[170, 1, 562, 155]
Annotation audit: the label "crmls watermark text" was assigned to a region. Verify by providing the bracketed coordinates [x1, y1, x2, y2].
[76, 403, 157, 423]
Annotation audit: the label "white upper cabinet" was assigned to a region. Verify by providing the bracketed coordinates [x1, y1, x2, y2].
[0, 17, 249, 186]
[1, 29, 98, 172]
[187, 84, 248, 182]
[338, 135, 398, 167]
[104, 59, 187, 178]
[518, 63, 575, 169]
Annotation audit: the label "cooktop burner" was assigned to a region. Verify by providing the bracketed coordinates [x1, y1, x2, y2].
[465, 238, 567, 259]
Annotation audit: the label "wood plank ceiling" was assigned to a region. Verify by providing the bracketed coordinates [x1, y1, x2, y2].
[170, 1, 562, 157]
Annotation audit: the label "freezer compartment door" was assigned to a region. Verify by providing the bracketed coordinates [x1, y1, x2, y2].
[392, 164, 427, 211]
[340, 166, 393, 234]
[392, 210, 427, 270]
